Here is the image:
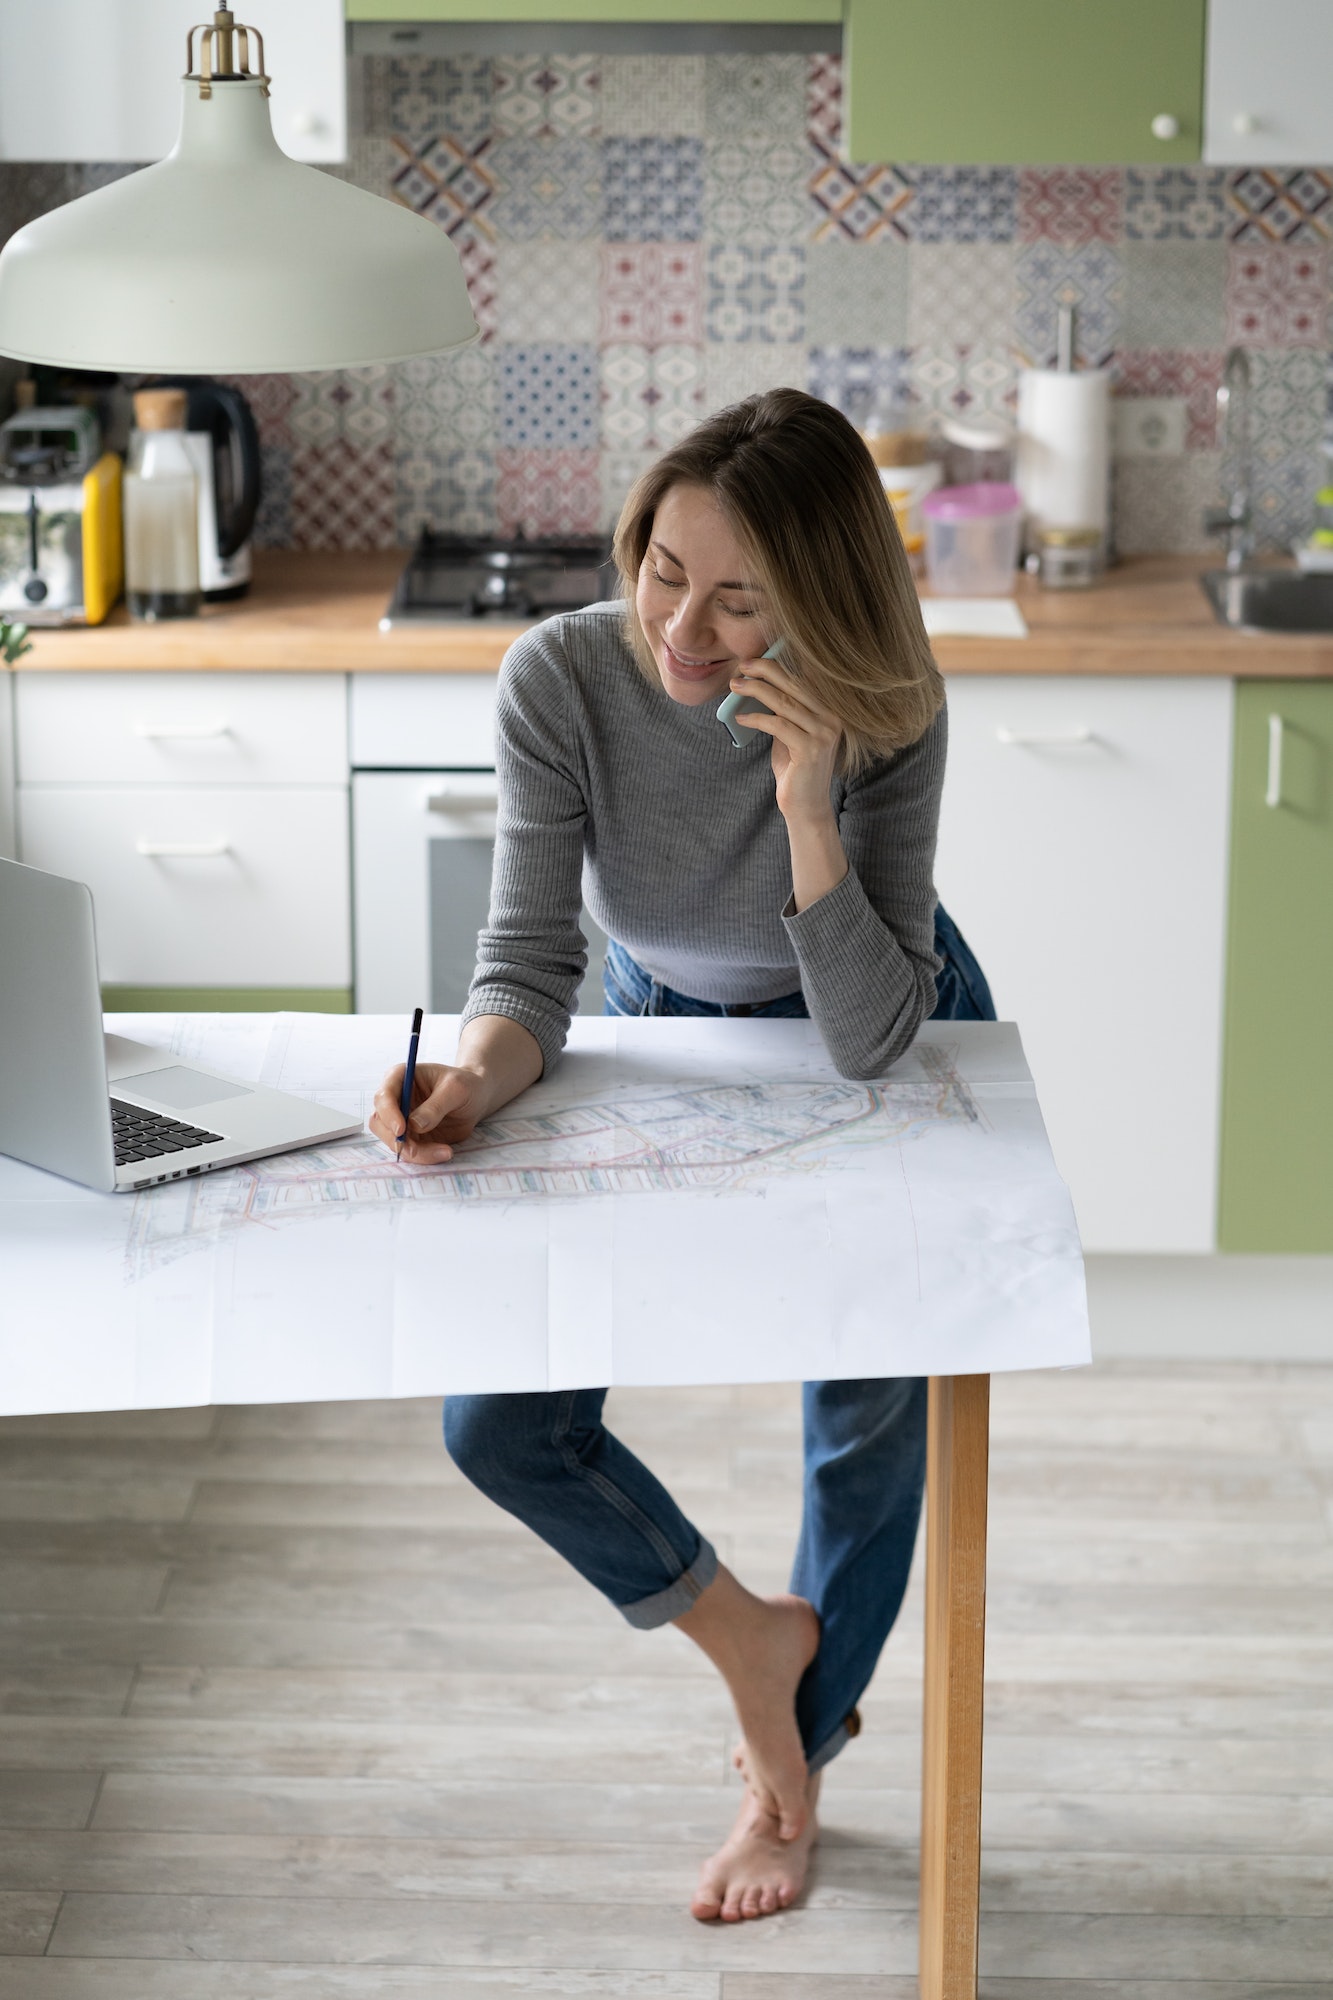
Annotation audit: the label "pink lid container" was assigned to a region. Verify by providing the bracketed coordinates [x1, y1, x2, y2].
[921, 481, 1023, 522]
[921, 482, 1023, 596]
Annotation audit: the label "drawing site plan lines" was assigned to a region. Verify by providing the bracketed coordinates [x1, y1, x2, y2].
[125, 1041, 981, 1279]
[2, 1013, 1091, 1413]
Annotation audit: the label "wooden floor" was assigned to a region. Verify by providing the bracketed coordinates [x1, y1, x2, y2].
[0, 1362, 1331, 1998]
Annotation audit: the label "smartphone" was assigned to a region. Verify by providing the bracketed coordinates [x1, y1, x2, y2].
[716, 639, 782, 748]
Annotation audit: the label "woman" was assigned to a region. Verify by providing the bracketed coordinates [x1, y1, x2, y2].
[370, 389, 994, 1924]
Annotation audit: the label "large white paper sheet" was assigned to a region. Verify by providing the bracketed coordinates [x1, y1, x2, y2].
[0, 1014, 1090, 1414]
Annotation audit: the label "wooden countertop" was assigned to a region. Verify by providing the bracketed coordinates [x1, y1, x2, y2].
[11, 549, 1333, 678]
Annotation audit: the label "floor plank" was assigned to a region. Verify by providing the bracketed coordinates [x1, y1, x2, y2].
[0, 1772, 101, 1830]
[2, 1831, 1331, 1915]
[0, 1667, 136, 1717]
[43, 1891, 918, 1973]
[0, 1892, 61, 1955]
[0, 1968, 720, 1998]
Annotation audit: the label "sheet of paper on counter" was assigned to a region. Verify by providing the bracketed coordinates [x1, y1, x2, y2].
[920, 598, 1029, 639]
[0, 1014, 1090, 1414]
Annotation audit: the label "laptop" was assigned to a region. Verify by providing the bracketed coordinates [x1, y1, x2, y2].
[0, 856, 363, 1193]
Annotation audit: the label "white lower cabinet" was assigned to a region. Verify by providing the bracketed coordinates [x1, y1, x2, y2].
[936, 676, 1233, 1253]
[16, 672, 349, 787]
[18, 785, 350, 986]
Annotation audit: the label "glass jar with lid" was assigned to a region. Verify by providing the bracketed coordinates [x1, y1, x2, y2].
[1027, 526, 1102, 590]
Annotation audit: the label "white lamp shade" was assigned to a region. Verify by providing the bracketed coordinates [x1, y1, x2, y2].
[0, 79, 479, 373]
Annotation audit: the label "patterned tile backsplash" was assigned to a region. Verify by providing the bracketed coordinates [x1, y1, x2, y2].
[4, 56, 1333, 557]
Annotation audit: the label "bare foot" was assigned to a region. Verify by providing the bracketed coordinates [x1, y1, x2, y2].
[726, 1591, 819, 1837]
[692, 1773, 821, 1922]
[674, 1572, 819, 1839]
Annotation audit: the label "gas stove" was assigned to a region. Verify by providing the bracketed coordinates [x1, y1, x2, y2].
[380, 529, 618, 628]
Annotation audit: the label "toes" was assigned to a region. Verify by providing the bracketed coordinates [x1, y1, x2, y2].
[720, 1877, 749, 1923]
[758, 1883, 781, 1915]
[691, 1864, 726, 1925]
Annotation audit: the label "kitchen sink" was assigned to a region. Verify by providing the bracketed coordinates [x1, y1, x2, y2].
[1201, 568, 1333, 632]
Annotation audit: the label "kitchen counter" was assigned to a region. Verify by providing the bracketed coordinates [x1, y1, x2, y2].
[11, 550, 1333, 678]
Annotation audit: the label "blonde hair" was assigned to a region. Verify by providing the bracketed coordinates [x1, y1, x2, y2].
[613, 388, 943, 775]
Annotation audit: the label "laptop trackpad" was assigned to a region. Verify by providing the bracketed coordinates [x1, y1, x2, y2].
[118, 1066, 254, 1111]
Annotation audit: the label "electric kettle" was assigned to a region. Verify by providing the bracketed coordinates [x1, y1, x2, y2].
[154, 377, 261, 600]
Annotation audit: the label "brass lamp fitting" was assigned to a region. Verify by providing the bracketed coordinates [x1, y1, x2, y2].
[186, 9, 270, 99]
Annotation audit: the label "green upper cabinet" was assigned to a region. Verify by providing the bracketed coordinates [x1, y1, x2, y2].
[1219, 682, 1333, 1255]
[345, 2, 840, 18]
[843, 0, 1206, 164]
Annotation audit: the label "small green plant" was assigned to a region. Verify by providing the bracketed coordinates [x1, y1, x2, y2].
[0, 617, 32, 664]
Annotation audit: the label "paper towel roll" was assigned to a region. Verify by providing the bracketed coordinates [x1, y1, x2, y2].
[1015, 368, 1111, 536]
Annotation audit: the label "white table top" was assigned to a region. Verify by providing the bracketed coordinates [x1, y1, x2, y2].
[0, 1014, 1090, 1416]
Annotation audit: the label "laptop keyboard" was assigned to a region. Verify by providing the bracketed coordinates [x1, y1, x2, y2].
[111, 1098, 224, 1167]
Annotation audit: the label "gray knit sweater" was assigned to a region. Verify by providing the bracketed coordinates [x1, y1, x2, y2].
[461, 601, 946, 1080]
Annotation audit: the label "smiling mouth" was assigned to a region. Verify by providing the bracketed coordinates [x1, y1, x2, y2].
[661, 640, 731, 678]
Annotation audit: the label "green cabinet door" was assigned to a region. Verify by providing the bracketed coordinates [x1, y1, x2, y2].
[346, 2, 840, 19]
[1218, 682, 1333, 1253]
[844, 0, 1205, 164]
[102, 987, 353, 1014]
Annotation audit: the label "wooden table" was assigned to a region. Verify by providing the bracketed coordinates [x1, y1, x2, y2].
[921, 1373, 990, 2000]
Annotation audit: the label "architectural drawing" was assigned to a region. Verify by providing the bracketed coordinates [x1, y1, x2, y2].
[126, 1042, 980, 1277]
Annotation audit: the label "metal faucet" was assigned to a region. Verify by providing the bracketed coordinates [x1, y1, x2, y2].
[1203, 347, 1253, 570]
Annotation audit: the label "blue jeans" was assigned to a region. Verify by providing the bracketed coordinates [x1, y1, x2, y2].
[601, 903, 995, 1025]
[445, 904, 996, 1772]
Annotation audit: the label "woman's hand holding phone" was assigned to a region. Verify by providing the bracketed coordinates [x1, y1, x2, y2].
[729, 645, 850, 914]
[729, 647, 844, 827]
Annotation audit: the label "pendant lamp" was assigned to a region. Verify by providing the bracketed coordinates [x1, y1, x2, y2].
[0, 10, 479, 374]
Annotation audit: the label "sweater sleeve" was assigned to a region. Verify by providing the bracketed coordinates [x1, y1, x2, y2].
[459, 622, 590, 1075]
[780, 705, 946, 1079]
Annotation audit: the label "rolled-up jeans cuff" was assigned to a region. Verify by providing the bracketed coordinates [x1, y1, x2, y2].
[618, 1536, 719, 1629]
[805, 1721, 850, 1775]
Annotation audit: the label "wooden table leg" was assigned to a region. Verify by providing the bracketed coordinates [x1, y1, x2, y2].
[919, 1373, 991, 2000]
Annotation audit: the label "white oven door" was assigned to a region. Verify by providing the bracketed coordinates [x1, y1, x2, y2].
[352, 771, 607, 1017]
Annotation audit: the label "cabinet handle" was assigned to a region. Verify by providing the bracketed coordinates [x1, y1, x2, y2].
[1265, 712, 1285, 809]
[135, 839, 231, 858]
[1232, 111, 1259, 136]
[425, 786, 498, 814]
[995, 725, 1095, 747]
[1151, 113, 1180, 141]
[133, 720, 230, 739]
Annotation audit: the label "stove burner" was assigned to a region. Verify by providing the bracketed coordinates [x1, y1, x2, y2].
[381, 529, 617, 627]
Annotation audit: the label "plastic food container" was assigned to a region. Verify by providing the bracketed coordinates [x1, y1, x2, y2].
[922, 482, 1023, 597]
